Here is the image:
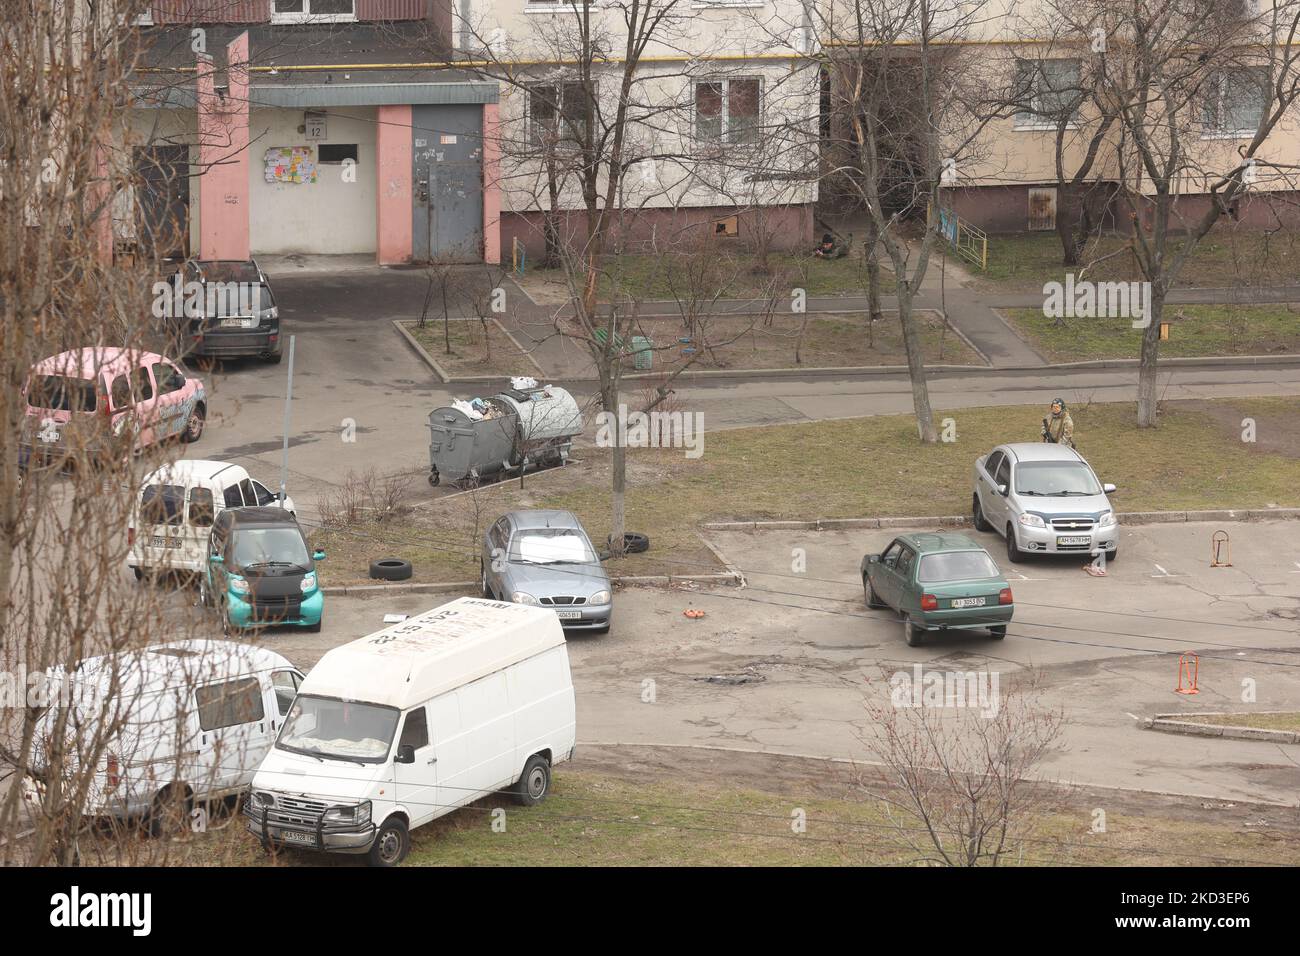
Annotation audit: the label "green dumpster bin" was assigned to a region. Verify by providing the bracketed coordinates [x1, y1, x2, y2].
[632, 336, 653, 370]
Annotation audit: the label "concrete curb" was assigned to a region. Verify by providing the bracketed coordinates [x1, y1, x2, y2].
[1145, 712, 1300, 745]
[322, 570, 740, 596]
[702, 508, 1300, 532]
[392, 318, 547, 385]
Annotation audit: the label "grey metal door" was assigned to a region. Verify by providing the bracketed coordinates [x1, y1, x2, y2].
[411, 105, 484, 262]
[135, 146, 190, 261]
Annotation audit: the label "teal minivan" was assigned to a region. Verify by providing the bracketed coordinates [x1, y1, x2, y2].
[199, 506, 324, 634]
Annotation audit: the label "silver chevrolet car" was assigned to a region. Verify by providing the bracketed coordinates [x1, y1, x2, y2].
[481, 510, 613, 633]
[972, 443, 1120, 563]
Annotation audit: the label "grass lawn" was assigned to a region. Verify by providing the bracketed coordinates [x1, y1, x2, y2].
[521, 250, 896, 303]
[1190, 712, 1300, 733]
[401, 318, 533, 379]
[1001, 304, 1300, 362]
[310, 397, 1300, 587]
[637, 311, 981, 371]
[977, 231, 1300, 293]
[143, 761, 1300, 866]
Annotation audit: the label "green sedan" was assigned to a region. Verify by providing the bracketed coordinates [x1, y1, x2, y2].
[861, 532, 1014, 647]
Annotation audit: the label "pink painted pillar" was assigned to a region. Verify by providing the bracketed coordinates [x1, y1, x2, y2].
[376, 104, 413, 265]
[197, 32, 250, 261]
[482, 103, 501, 265]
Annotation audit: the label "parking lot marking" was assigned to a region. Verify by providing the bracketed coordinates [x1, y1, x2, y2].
[1150, 563, 1187, 578]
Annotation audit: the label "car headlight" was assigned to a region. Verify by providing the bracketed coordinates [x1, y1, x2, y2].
[229, 577, 250, 595]
[511, 591, 539, 605]
[1098, 510, 1117, 526]
[588, 590, 611, 606]
[1018, 513, 1047, 529]
[300, 572, 317, 592]
[323, 801, 370, 826]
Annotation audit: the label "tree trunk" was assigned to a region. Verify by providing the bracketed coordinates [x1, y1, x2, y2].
[1055, 186, 1081, 266]
[897, 290, 938, 442]
[601, 376, 626, 556]
[1136, 292, 1165, 427]
[865, 217, 883, 323]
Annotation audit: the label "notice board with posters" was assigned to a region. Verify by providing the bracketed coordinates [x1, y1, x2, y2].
[263, 146, 317, 184]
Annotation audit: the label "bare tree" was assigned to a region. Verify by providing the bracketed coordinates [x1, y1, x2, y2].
[809, 0, 1004, 443]
[861, 668, 1066, 867]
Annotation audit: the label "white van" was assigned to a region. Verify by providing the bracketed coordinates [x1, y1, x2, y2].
[127, 460, 295, 578]
[26, 639, 304, 835]
[245, 597, 577, 866]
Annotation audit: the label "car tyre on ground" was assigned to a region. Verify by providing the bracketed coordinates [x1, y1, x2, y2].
[609, 532, 650, 554]
[369, 558, 412, 582]
[989, 625, 1007, 640]
[146, 784, 192, 839]
[512, 754, 551, 807]
[480, 562, 493, 599]
[864, 575, 885, 609]
[905, 619, 925, 647]
[1005, 525, 1025, 564]
[972, 494, 992, 532]
[1106, 547, 1118, 563]
[182, 404, 205, 444]
[304, 615, 321, 634]
[367, 817, 410, 867]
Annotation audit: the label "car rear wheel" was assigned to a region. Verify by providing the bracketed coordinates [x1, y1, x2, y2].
[989, 625, 1007, 640]
[513, 754, 551, 807]
[183, 404, 205, 444]
[972, 494, 992, 532]
[1005, 525, 1025, 564]
[905, 619, 925, 647]
[864, 574, 885, 609]
[480, 563, 493, 598]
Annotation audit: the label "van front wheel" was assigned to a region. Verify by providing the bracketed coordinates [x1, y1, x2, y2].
[513, 754, 551, 807]
[367, 818, 409, 867]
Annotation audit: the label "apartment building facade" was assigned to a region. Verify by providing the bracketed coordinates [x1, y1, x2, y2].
[119, 0, 820, 267]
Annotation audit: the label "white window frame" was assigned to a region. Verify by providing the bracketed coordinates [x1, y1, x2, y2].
[1012, 58, 1082, 132]
[271, 0, 358, 24]
[694, 75, 763, 151]
[1202, 68, 1267, 140]
[525, 80, 593, 150]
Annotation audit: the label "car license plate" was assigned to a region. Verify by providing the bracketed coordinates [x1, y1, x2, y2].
[220, 317, 254, 328]
[951, 597, 986, 608]
[151, 535, 181, 549]
[1057, 535, 1090, 546]
[555, 610, 582, 620]
[279, 830, 315, 846]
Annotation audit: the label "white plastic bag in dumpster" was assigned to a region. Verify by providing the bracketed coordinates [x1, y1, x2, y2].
[511, 376, 539, 390]
[451, 399, 483, 420]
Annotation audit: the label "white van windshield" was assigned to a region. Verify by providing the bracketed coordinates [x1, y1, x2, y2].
[277, 695, 399, 764]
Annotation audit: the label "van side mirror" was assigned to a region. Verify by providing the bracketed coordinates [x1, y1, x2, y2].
[312, 550, 326, 562]
[395, 745, 415, 764]
[597, 550, 611, 561]
[1103, 483, 1117, 494]
[866, 554, 880, 564]
[996, 484, 1008, 496]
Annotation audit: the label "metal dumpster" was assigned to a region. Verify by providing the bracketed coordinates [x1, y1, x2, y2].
[427, 383, 582, 486]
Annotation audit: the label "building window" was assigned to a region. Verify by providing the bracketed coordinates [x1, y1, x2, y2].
[1013, 58, 1081, 129]
[1203, 68, 1267, 136]
[695, 76, 762, 147]
[527, 81, 591, 148]
[272, 0, 356, 21]
[318, 144, 358, 164]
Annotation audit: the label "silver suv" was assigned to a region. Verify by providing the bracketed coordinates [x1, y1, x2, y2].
[972, 443, 1119, 563]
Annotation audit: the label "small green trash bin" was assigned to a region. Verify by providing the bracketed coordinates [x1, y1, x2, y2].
[632, 335, 653, 370]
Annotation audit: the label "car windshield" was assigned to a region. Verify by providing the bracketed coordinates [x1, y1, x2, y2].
[231, 527, 310, 572]
[917, 551, 1000, 583]
[277, 695, 399, 764]
[29, 375, 97, 412]
[1014, 462, 1101, 496]
[510, 529, 596, 564]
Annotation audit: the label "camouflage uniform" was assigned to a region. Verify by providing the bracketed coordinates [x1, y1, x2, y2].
[1045, 407, 1075, 447]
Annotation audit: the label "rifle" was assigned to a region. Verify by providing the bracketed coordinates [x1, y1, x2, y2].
[1041, 417, 1056, 443]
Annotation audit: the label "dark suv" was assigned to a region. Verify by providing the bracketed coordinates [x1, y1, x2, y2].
[161, 259, 283, 363]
